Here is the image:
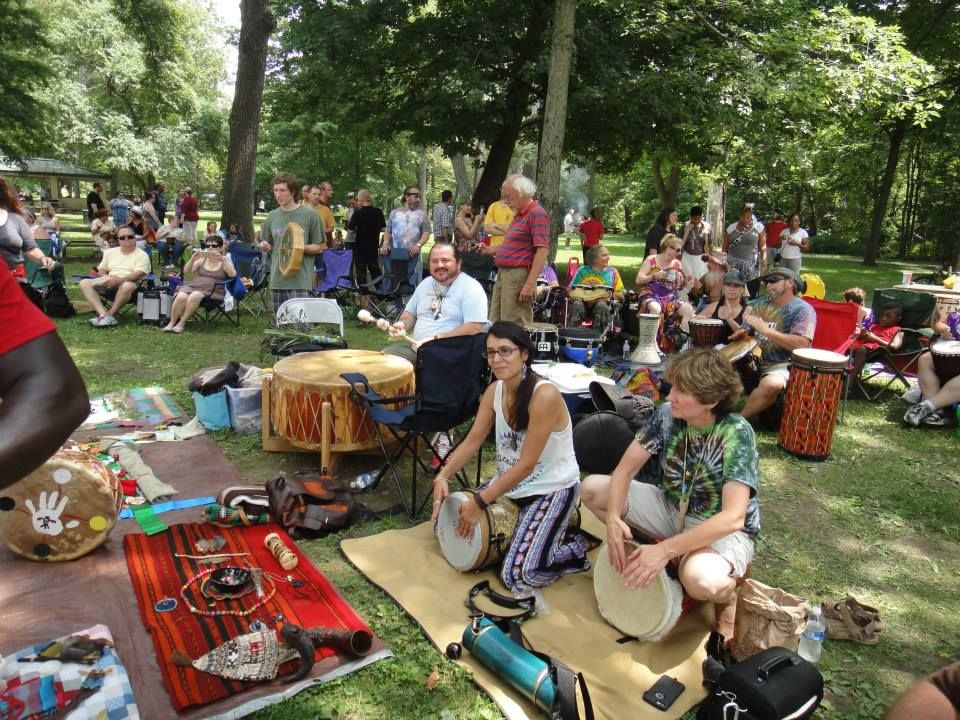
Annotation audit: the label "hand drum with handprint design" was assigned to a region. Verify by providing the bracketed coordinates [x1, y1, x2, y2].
[0, 448, 123, 561]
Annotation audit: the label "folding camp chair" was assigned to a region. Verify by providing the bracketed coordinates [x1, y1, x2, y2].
[805, 297, 859, 421]
[341, 333, 488, 518]
[229, 244, 269, 316]
[361, 248, 416, 321]
[854, 288, 936, 400]
[314, 248, 357, 305]
[197, 276, 244, 327]
[460, 251, 496, 294]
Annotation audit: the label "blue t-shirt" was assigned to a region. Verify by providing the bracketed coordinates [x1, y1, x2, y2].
[636, 404, 761, 535]
[748, 296, 816, 363]
[404, 271, 489, 342]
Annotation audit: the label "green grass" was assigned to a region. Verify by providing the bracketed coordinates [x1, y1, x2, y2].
[51, 242, 959, 720]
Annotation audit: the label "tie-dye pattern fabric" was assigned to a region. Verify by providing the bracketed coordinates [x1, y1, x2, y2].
[635, 404, 761, 535]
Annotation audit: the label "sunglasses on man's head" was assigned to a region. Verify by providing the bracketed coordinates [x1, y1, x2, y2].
[764, 276, 784, 285]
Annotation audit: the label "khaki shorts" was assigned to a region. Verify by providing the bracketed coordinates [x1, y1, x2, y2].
[759, 361, 791, 388]
[622, 482, 754, 577]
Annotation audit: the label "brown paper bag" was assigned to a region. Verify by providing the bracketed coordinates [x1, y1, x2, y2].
[732, 579, 810, 661]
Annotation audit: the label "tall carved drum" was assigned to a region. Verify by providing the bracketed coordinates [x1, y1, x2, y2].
[778, 348, 848, 460]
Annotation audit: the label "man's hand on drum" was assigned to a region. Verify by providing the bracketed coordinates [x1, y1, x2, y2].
[605, 515, 633, 573]
[431, 477, 449, 522]
[388, 321, 407, 338]
[622, 543, 671, 590]
[456, 496, 482, 538]
[743, 314, 769, 335]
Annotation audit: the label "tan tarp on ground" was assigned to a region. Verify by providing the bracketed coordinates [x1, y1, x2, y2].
[341, 509, 711, 720]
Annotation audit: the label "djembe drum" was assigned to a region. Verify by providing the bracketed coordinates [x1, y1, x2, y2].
[778, 348, 848, 460]
[688, 318, 725, 347]
[721, 337, 762, 394]
[437, 491, 521, 572]
[931, 340, 960, 382]
[593, 540, 689, 642]
[270, 350, 414, 452]
[629, 313, 662, 365]
[0, 449, 123, 561]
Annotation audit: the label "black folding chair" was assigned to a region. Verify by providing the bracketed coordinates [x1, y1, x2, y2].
[360, 248, 416, 321]
[341, 333, 489, 518]
[856, 288, 936, 399]
[460, 251, 496, 294]
[197, 277, 243, 327]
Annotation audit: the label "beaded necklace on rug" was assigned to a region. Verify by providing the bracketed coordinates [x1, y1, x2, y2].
[180, 566, 277, 617]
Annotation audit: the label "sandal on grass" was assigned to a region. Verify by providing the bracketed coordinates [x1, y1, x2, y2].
[822, 602, 880, 645]
[822, 596, 885, 632]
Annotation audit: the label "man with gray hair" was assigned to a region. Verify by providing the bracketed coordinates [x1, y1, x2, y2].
[490, 174, 549, 325]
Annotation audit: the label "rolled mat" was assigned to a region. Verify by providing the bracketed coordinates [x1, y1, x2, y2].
[124, 522, 388, 712]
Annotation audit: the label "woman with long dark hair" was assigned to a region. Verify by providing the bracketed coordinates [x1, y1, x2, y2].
[0, 176, 54, 278]
[645, 207, 678, 256]
[432, 321, 591, 591]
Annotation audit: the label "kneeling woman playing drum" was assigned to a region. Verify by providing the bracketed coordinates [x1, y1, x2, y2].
[581, 348, 760, 642]
[432, 321, 591, 592]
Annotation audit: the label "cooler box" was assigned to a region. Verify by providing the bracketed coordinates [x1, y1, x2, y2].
[535, 363, 615, 417]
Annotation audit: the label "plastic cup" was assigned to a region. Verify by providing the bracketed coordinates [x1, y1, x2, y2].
[901, 270, 913, 285]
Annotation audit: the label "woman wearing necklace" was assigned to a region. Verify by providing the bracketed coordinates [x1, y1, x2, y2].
[432, 321, 591, 592]
[723, 204, 767, 282]
[581, 348, 760, 644]
[695, 271, 753, 345]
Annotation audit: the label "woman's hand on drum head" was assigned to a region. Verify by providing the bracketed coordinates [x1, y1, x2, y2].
[431, 477, 449, 522]
[623, 544, 670, 590]
[606, 516, 632, 574]
[456, 498, 481, 539]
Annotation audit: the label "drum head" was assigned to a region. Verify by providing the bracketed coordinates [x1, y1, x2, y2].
[524, 322, 557, 332]
[593, 540, 684, 641]
[689, 318, 723, 327]
[721, 337, 758, 363]
[933, 340, 960, 355]
[437, 492, 482, 571]
[791, 348, 847, 369]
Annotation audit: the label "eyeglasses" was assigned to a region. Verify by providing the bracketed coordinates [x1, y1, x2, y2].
[204, 243, 221, 248]
[117, 234, 135, 240]
[764, 276, 784, 285]
[483, 346, 520, 360]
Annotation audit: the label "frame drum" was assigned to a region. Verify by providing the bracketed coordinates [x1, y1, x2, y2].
[689, 318, 724, 347]
[437, 491, 519, 572]
[0, 449, 123, 562]
[931, 340, 960, 382]
[593, 540, 685, 642]
[271, 350, 415, 452]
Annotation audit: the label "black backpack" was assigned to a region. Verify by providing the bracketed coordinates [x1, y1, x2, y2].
[43, 281, 76, 318]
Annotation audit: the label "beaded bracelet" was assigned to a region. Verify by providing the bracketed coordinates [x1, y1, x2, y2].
[179, 566, 276, 617]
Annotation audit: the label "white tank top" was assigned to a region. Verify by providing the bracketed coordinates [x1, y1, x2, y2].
[491, 380, 580, 499]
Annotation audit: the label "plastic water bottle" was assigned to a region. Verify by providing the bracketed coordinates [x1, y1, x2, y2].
[622, 339, 631, 360]
[350, 473, 375, 492]
[797, 606, 825, 663]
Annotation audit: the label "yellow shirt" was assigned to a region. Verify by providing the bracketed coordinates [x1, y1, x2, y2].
[484, 201, 515, 248]
[99, 247, 151, 278]
[314, 204, 336, 235]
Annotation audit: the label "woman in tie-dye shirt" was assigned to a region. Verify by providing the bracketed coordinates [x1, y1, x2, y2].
[567, 245, 624, 329]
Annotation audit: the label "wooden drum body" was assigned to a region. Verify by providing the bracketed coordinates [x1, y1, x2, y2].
[778, 348, 848, 461]
[270, 350, 415, 452]
[593, 540, 686, 642]
[0, 449, 123, 561]
[437, 490, 520, 572]
[931, 340, 960, 382]
[689, 318, 724, 347]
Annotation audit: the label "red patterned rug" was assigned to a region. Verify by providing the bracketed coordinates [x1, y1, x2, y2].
[124, 522, 383, 711]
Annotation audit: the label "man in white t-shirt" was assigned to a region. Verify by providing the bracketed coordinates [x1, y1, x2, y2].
[78, 228, 151, 326]
[383, 242, 488, 364]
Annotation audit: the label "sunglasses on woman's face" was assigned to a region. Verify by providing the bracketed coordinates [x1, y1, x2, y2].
[204, 243, 221, 249]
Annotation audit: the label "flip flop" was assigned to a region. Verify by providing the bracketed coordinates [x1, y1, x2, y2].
[823, 602, 880, 645]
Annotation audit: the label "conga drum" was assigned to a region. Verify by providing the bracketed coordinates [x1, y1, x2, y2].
[778, 348, 848, 460]
[593, 540, 686, 642]
[931, 340, 960, 382]
[271, 350, 415, 452]
[0, 449, 123, 561]
[437, 491, 520, 572]
[688, 318, 724, 347]
[524, 323, 559, 362]
[721, 337, 762, 393]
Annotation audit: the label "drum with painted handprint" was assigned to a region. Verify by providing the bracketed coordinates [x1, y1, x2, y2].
[0, 449, 123, 561]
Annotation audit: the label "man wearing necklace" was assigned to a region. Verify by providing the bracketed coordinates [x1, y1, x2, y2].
[383, 242, 488, 363]
[581, 348, 760, 643]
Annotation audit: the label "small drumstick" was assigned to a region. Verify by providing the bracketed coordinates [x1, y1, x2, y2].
[357, 309, 375, 323]
[376, 317, 391, 331]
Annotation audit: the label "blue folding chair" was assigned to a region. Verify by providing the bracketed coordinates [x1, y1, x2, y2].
[314, 248, 357, 305]
[229, 243, 269, 316]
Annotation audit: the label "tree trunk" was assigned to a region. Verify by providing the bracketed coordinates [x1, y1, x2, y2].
[706, 182, 725, 251]
[221, 0, 275, 242]
[473, 120, 525, 208]
[864, 117, 908, 267]
[451, 153, 472, 202]
[535, 0, 576, 265]
[651, 157, 680, 208]
[805, 187, 818, 236]
[417, 147, 428, 199]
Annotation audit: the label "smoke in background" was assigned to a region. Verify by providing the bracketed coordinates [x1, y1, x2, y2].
[561, 166, 590, 216]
